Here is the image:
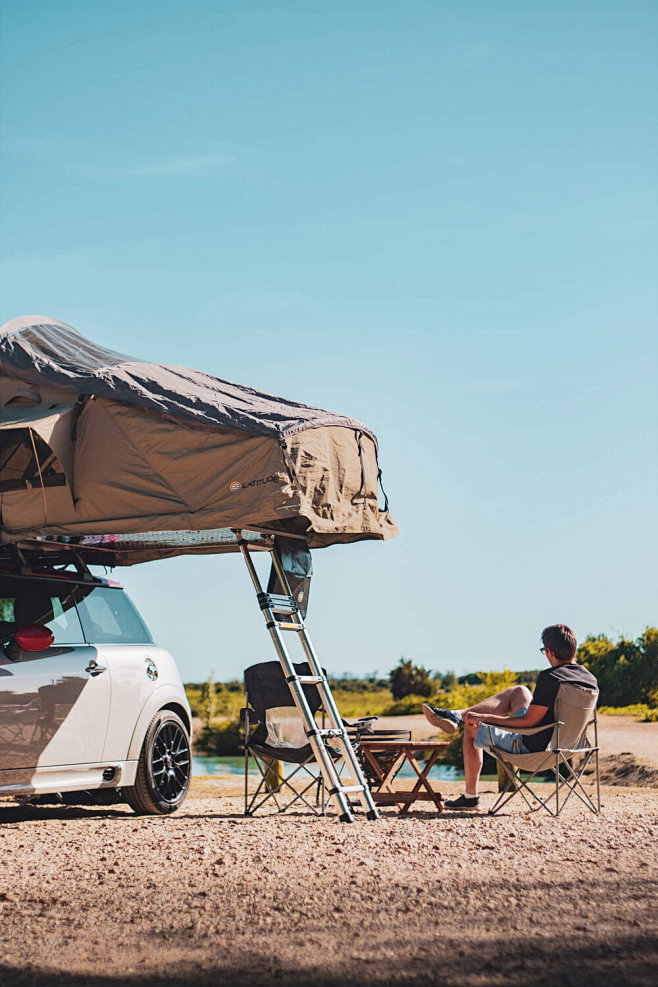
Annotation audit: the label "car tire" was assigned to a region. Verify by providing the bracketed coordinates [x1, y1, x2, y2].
[124, 710, 191, 815]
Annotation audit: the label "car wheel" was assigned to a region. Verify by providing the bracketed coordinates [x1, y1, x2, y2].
[125, 710, 191, 815]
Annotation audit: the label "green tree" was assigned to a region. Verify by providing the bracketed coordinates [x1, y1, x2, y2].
[578, 628, 658, 707]
[199, 672, 219, 727]
[442, 670, 458, 690]
[389, 657, 432, 700]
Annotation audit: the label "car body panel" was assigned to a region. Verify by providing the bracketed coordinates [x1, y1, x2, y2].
[0, 759, 138, 796]
[126, 682, 191, 762]
[0, 644, 110, 769]
[100, 645, 168, 762]
[0, 567, 191, 802]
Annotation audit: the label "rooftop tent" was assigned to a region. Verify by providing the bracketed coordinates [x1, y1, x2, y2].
[0, 316, 399, 564]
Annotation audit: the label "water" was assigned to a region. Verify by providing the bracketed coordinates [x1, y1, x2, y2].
[193, 755, 248, 777]
[193, 754, 465, 781]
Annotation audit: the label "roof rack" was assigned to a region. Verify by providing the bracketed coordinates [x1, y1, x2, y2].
[0, 542, 96, 580]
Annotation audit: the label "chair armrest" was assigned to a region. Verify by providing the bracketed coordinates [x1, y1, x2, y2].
[239, 707, 260, 725]
[342, 716, 378, 727]
[486, 720, 563, 736]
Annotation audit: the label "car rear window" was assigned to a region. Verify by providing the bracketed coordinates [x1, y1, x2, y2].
[75, 586, 152, 645]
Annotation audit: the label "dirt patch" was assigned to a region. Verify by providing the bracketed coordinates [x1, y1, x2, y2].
[0, 779, 656, 986]
[600, 754, 658, 788]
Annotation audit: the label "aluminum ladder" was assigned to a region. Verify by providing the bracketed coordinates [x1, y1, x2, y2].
[234, 530, 379, 823]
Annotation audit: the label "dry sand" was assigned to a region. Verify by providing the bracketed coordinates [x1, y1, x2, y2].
[0, 713, 656, 986]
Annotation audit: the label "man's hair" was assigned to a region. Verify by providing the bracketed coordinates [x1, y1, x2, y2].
[541, 624, 577, 662]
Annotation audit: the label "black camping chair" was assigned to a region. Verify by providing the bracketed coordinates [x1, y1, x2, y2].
[241, 661, 378, 817]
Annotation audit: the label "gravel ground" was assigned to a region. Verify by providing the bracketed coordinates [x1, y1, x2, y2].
[0, 778, 656, 987]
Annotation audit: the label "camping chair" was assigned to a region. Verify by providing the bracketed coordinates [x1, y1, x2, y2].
[487, 682, 601, 817]
[241, 660, 376, 817]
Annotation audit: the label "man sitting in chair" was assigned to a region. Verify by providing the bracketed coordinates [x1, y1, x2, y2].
[422, 624, 598, 811]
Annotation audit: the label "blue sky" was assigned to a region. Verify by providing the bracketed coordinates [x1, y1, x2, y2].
[1, 1, 656, 681]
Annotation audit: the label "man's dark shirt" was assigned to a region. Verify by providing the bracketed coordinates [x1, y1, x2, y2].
[525, 663, 598, 753]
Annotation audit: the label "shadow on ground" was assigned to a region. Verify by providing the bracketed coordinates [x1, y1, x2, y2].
[2, 932, 656, 987]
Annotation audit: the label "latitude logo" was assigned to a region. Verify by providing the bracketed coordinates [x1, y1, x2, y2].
[229, 475, 282, 493]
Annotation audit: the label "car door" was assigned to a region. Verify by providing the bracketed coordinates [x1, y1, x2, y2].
[74, 584, 157, 762]
[0, 577, 111, 770]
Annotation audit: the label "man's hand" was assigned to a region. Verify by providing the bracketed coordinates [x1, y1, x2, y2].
[463, 712, 483, 729]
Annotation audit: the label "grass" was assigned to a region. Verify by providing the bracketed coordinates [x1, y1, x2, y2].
[328, 688, 393, 718]
[598, 704, 658, 722]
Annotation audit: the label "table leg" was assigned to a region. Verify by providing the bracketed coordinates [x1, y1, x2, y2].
[400, 751, 443, 814]
[361, 746, 388, 786]
[361, 747, 409, 810]
[378, 751, 409, 809]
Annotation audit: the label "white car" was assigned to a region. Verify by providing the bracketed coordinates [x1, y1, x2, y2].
[0, 552, 192, 814]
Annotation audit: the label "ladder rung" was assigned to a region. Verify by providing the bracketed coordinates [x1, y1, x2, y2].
[292, 675, 324, 685]
[309, 728, 346, 738]
[257, 591, 298, 614]
[275, 621, 304, 632]
[337, 785, 366, 793]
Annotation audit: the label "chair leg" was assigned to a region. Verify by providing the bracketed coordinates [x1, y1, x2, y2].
[555, 759, 560, 815]
[246, 756, 326, 817]
[552, 751, 600, 815]
[490, 748, 601, 818]
[489, 753, 559, 816]
[247, 758, 284, 815]
[244, 742, 249, 816]
[489, 759, 529, 815]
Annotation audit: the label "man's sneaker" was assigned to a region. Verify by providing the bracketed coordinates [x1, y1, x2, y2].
[444, 794, 480, 811]
[422, 704, 463, 734]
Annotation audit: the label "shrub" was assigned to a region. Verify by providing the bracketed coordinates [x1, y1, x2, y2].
[382, 694, 430, 715]
[441, 671, 458, 690]
[431, 669, 520, 711]
[599, 704, 658, 722]
[199, 674, 218, 728]
[196, 717, 243, 756]
[331, 688, 392, 718]
[578, 628, 658, 707]
[389, 658, 432, 700]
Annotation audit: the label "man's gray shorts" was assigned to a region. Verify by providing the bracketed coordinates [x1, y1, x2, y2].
[473, 706, 530, 754]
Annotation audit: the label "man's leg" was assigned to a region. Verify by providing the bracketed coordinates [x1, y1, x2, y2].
[461, 685, 532, 718]
[461, 687, 531, 796]
[442, 686, 533, 810]
[463, 719, 484, 798]
[423, 685, 532, 734]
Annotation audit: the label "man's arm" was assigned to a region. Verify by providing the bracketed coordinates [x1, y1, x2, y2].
[463, 705, 549, 730]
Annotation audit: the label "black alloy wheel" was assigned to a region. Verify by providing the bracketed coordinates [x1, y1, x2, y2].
[125, 710, 191, 815]
[152, 718, 190, 803]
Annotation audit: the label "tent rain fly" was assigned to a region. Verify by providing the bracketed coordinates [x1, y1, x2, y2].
[0, 316, 398, 565]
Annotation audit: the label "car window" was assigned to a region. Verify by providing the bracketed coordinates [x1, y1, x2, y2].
[76, 586, 152, 645]
[45, 593, 86, 644]
[0, 578, 85, 645]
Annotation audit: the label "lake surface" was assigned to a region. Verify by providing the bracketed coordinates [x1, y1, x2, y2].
[193, 754, 465, 780]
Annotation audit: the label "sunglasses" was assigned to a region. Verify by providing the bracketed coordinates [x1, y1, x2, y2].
[540, 647, 548, 656]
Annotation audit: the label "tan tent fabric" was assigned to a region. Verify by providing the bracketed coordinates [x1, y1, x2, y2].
[0, 316, 398, 563]
[0, 404, 77, 530]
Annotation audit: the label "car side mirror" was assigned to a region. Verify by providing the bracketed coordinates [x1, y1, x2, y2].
[3, 623, 55, 661]
[15, 623, 54, 651]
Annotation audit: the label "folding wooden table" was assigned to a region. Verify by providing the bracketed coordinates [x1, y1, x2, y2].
[358, 739, 449, 814]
